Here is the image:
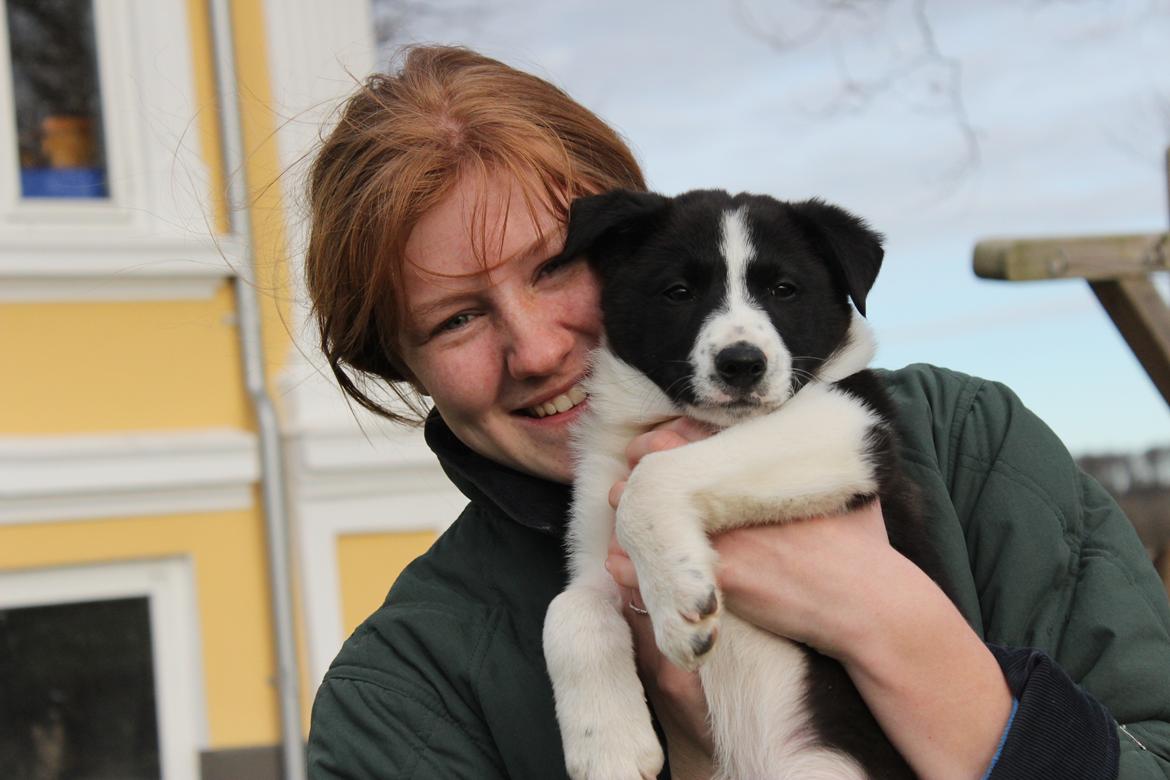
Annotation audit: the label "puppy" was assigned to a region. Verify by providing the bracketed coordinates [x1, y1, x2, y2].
[542, 189, 946, 779]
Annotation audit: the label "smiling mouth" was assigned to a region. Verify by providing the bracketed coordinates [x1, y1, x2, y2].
[521, 384, 588, 418]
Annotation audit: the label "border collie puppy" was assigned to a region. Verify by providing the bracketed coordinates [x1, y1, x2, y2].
[543, 190, 945, 780]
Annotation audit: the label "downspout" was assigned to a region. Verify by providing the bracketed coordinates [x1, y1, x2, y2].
[207, 2, 308, 778]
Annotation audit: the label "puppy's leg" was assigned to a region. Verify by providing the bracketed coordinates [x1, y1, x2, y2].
[615, 494, 720, 671]
[617, 383, 881, 669]
[544, 570, 663, 780]
[547, 449, 663, 780]
[683, 383, 884, 531]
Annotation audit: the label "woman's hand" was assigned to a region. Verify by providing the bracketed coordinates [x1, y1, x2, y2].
[711, 501, 893, 657]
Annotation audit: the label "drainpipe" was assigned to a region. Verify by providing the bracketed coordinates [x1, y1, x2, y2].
[207, 2, 307, 778]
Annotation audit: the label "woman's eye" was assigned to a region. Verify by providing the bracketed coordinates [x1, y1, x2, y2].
[436, 312, 475, 333]
[769, 282, 798, 300]
[538, 253, 576, 278]
[663, 283, 694, 303]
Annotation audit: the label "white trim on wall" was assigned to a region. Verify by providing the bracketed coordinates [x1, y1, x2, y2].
[0, 557, 207, 780]
[0, 0, 234, 301]
[0, 429, 259, 524]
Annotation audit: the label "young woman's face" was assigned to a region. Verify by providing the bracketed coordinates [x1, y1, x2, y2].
[398, 173, 601, 483]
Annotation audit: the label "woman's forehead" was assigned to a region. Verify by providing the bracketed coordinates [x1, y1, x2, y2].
[404, 170, 566, 279]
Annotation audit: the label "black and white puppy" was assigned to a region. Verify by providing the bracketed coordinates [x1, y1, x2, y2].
[543, 190, 945, 780]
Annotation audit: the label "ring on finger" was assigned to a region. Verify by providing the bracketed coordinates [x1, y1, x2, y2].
[628, 601, 649, 616]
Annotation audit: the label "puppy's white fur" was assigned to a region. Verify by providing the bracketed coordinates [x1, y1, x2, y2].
[688, 209, 792, 424]
[544, 313, 880, 780]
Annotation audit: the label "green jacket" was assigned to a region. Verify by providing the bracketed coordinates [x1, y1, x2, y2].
[307, 365, 1170, 778]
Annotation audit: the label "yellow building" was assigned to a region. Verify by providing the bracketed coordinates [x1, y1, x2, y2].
[0, 2, 458, 777]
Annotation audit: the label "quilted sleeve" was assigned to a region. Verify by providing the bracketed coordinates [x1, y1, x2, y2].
[951, 376, 1170, 778]
[307, 663, 509, 780]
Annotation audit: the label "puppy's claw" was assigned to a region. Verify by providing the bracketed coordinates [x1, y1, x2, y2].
[699, 588, 719, 618]
[681, 588, 720, 624]
[691, 626, 717, 657]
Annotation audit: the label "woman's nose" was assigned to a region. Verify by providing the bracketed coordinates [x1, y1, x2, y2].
[504, 303, 575, 379]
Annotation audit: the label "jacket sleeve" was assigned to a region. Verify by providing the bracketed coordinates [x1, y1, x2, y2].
[308, 670, 509, 780]
[986, 644, 1119, 779]
[306, 598, 512, 780]
[949, 375, 1170, 779]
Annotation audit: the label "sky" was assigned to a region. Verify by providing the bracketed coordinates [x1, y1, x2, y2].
[377, 0, 1170, 455]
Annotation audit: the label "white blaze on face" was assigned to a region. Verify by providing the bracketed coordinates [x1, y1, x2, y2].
[688, 207, 792, 419]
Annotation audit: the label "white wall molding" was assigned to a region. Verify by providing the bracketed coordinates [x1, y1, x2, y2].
[0, 429, 258, 524]
[0, 235, 242, 301]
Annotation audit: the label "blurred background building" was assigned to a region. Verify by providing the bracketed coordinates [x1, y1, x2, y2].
[0, 2, 460, 778]
[0, 1, 1166, 778]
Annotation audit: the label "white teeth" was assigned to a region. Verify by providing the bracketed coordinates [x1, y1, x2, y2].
[526, 384, 588, 418]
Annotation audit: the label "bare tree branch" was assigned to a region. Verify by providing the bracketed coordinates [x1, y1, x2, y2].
[733, 0, 981, 181]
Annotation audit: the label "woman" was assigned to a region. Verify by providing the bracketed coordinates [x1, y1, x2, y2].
[304, 45, 1169, 779]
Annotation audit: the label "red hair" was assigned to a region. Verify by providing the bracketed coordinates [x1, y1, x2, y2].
[305, 46, 645, 423]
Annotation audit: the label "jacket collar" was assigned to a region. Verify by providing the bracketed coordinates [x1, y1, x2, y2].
[423, 410, 571, 537]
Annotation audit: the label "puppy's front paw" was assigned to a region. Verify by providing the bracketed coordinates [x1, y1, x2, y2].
[641, 563, 721, 671]
[562, 709, 663, 780]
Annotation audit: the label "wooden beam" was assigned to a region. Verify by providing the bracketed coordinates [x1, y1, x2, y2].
[1089, 276, 1170, 407]
[974, 232, 1170, 281]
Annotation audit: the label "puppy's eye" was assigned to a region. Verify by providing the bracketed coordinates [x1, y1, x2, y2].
[769, 282, 798, 300]
[663, 283, 694, 303]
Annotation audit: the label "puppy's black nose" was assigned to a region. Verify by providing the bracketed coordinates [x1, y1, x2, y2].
[715, 342, 767, 390]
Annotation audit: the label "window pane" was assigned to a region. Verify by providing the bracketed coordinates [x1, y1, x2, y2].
[0, 597, 161, 779]
[7, 0, 109, 199]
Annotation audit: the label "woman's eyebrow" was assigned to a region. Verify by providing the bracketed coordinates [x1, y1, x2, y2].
[407, 228, 565, 319]
[409, 290, 478, 323]
[502, 228, 562, 265]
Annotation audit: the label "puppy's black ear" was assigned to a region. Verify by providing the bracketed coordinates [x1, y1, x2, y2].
[558, 190, 669, 274]
[791, 198, 884, 316]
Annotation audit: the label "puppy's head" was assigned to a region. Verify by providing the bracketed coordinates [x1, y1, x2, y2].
[560, 189, 883, 426]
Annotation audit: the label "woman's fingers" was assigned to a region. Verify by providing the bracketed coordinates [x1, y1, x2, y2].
[624, 417, 714, 469]
[710, 501, 900, 655]
[606, 530, 639, 589]
[612, 418, 714, 509]
[608, 479, 627, 510]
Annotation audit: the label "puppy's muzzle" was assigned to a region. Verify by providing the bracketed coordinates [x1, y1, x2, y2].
[715, 341, 767, 391]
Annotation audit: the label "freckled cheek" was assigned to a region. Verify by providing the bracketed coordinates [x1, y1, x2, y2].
[567, 271, 603, 334]
[417, 352, 504, 421]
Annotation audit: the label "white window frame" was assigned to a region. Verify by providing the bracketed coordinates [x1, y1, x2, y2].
[0, 0, 240, 301]
[0, 557, 206, 780]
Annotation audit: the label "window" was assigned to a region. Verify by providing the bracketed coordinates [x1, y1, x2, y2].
[0, 597, 161, 779]
[6, 0, 108, 199]
[0, 560, 202, 780]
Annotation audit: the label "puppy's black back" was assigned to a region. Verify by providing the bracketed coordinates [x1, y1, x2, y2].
[801, 369, 952, 780]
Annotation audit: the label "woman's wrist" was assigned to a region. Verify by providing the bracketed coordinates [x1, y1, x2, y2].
[839, 553, 1013, 779]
